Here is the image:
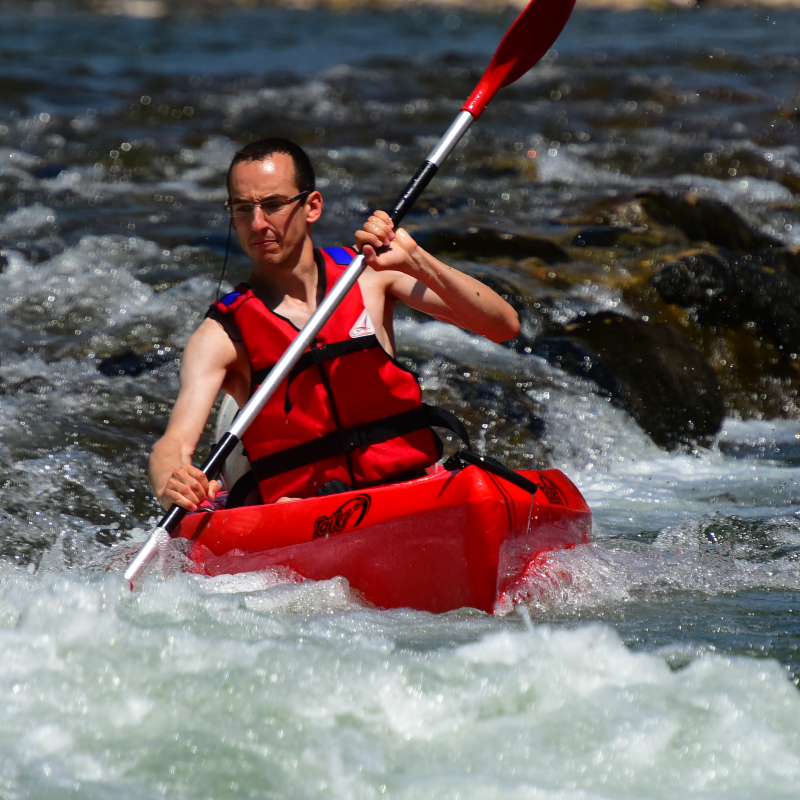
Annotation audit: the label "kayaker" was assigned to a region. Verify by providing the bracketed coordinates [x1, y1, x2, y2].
[150, 137, 520, 511]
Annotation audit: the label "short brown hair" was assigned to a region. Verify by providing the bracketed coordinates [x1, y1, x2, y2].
[226, 138, 315, 199]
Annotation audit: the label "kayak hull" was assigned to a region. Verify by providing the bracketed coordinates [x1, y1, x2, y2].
[176, 465, 591, 614]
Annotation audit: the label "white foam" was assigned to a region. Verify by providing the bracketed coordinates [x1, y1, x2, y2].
[0, 204, 56, 234]
[0, 568, 794, 797]
[717, 417, 800, 446]
[674, 171, 794, 205]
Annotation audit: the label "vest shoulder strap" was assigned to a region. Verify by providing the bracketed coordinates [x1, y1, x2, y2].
[209, 284, 253, 316]
[320, 246, 357, 266]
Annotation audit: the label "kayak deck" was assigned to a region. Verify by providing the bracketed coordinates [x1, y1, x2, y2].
[176, 465, 591, 614]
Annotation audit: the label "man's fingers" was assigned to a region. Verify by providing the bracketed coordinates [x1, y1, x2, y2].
[163, 486, 198, 512]
[367, 216, 394, 244]
[357, 213, 395, 249]
[162, 466, 213, 511]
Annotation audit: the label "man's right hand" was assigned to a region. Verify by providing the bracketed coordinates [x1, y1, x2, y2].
[159, 464, 221, 512]
[149, 315, 246, 512]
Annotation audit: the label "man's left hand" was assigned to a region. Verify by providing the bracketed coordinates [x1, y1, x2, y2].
[355, 210, 417, 272]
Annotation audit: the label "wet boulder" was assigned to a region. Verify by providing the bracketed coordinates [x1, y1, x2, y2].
[97, 344, 178, 377]
[636, 189, 780, 251]
[651, 250, 800, 354]
[571, 227, 633, 248]
[562, 196, 649, 230]
[533, 312, 724, 449]
[562, 194, 692, 250]
[418, 227, 569, 264]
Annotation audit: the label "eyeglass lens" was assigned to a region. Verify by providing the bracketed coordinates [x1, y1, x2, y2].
[228, 191, 308, 218]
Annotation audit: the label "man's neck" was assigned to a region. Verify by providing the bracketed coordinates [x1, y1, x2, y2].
[247, 237, 320, 319]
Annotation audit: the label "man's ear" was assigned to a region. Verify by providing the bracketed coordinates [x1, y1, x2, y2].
[305, 190, 323, 224]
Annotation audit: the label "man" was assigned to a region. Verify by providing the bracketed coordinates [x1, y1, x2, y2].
[150, 138, 520, 511]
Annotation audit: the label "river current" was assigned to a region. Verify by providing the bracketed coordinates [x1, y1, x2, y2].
[1, 4, 799, 797]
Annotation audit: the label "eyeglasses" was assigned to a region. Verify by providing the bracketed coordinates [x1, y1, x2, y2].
[225, 190, 310, 219]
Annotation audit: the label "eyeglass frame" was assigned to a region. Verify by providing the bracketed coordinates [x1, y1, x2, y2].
[224, 189, 311, 220]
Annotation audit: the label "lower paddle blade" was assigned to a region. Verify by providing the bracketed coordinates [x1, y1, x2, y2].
[463, 0, 577, 119]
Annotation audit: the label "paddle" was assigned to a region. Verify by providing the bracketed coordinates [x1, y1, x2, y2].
[124, 0, 577, 585]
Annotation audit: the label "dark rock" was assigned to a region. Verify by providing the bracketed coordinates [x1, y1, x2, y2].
[419, 227, 569, 264]
[425, 370, 547, 467]
[32, 163, 68, 180]
[637, 189, 780, 251]
[563, 196, 649, 229]
[97, 344, 177, 377]
[651, 250, 800, 353]
[651, 251, 749, 327]
[534, 313, 724, 449]
[571, 227, 626, 247]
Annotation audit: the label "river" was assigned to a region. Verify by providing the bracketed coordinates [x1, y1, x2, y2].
[0, 3, 799, 797]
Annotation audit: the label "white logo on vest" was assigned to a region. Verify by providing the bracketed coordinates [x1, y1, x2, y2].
[349, 309, 376, 338]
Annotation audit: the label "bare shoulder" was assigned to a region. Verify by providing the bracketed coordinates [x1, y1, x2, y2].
[183, 316, 239, 366]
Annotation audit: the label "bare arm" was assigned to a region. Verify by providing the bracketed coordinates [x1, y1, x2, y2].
[355, 211, 520, 343]
[149, 318, 243, 511]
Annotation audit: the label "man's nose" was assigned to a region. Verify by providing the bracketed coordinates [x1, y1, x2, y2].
[249, 207, 270, 230]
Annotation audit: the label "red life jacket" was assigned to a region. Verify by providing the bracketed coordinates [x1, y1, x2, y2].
[210, 247, 444, 504]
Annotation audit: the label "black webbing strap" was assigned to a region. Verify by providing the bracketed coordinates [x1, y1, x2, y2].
[251, 364, 272, 395]
[248, 335, 382, 408]
[225, 470, 259, 509]
[249, 403, 471, 485]
[456, 449, 539, 496]
[421, 404, 471, 450]
[283, 336, 380, 412]
[250, 406, 431, 483]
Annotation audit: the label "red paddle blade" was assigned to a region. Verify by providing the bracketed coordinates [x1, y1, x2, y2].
[462, 0, 576, 119]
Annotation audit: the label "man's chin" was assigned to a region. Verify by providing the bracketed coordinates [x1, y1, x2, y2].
[255, 252, 291, 271]
[250, 243, 282, 263]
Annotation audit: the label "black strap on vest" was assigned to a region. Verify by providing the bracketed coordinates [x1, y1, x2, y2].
[249, 403, 470, 485]
[283, 336, 380, 412]
[249, 335, 383, 411]
[225, 470, 260, 509]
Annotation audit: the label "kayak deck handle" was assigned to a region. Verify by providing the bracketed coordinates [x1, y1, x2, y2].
[454, 450, 539, 496]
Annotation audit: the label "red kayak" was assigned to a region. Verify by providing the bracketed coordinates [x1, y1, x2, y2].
[175, 463, 591, 614]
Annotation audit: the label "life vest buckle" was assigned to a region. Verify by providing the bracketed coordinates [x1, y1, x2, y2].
[307, 346, 325, 366]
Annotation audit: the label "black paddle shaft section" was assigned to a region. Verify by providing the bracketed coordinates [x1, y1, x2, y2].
[458, 449, 539, 496]
[159, 431, 242, 537]
[389, 161, 439, 226]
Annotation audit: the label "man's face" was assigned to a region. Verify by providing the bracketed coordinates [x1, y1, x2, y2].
[228, 153, 322, 272]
